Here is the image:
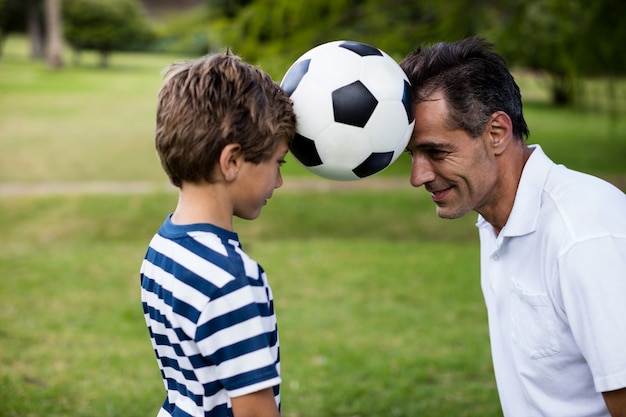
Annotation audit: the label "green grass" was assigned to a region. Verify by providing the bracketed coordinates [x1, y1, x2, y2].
[0, 35, 625, 417]
[0, 191, 491, 417]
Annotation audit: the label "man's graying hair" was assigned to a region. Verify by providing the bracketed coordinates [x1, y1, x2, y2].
[400, 36, 529, 140]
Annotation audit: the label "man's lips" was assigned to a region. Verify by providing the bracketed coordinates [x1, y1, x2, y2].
[428, 187, 452, 203]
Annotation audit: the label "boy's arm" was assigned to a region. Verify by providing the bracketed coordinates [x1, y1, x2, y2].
[231, 387, 281, 417]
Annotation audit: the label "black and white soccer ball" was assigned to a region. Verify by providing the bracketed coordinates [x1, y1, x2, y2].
[280, 40, 414, 181]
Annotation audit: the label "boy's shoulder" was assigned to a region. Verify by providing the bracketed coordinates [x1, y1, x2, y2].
[147, 217, 250, 286]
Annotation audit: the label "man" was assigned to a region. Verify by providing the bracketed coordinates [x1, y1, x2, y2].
[400, 36, 626, 416]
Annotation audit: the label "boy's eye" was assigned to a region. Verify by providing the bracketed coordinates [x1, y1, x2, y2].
[278, 159, 287, 166]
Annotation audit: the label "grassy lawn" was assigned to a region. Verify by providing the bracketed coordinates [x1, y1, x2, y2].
[0, 35, 624, 417]
[0, 191, 490, 417]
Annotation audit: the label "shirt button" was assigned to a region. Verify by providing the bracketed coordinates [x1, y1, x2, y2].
[492, 253, 500, 261]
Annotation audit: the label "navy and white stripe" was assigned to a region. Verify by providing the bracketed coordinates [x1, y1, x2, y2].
[140, 216, 280, 416]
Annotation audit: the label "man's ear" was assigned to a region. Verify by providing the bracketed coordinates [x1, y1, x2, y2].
[219, 143, 243, 182]
[487, 111, 513, 156]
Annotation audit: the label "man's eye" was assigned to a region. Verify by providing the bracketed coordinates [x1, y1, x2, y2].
[428, 149, 449, 159]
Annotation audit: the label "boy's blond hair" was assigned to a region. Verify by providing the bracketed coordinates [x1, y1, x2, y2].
[155, 51, 296, 188]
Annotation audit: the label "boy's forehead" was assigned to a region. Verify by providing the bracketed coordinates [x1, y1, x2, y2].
[276, 139, 289, 153]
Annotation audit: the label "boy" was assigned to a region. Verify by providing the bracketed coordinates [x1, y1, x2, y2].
[140, 51, 296, 417]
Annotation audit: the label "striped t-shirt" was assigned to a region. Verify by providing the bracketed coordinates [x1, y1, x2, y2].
[140, 216, 281, 417]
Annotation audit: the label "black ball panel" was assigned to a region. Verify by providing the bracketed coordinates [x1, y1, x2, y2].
[402, 80, 414, 123]
[339, 41, 383, 57]
[289, 133, 323, 167]
[332, 81, 378, 128]
[352, 151, 394, 178]
[281, 59, 311, 97]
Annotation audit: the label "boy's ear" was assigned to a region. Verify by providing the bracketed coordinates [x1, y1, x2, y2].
[487, 111, 513, 156]
[219, 143, 243, 182]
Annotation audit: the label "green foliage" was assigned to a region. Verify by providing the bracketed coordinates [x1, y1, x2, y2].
[0, 0, 6, 28]
[195, 0, 626, 107]
[493, 0, 582, 105]
[0, 0, 28, 37]
[576, 0, 626, 77]
[63, 0, 154, 62]
[203, 0, 433, 74]
[205, 0, 252, 18]
[492, 0, 626, 105]
[150, 7, 211, 56]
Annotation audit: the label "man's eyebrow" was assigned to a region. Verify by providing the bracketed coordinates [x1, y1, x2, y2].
[413, 141, 454, 149]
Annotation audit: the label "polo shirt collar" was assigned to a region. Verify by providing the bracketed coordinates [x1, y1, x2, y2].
[477, 144, 553, 238]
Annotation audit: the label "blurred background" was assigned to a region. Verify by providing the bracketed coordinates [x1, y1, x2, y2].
[1, 0, 625, 106]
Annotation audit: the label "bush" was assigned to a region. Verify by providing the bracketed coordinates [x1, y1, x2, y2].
[63, 0, 154, 66]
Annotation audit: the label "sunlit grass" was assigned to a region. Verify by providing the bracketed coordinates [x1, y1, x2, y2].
[0, 191, 494, 417]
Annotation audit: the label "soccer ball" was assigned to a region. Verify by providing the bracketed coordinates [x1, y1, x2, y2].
[280, 40, 414, 181]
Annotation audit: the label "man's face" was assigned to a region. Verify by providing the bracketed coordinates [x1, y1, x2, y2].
[406, 96, 499, 219]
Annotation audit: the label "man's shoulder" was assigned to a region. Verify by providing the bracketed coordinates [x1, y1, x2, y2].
[541, 165, 626, 238]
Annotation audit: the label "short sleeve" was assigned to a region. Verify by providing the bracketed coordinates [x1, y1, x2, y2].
[558, 235, 626, 392]
[193, 277, 280, 396]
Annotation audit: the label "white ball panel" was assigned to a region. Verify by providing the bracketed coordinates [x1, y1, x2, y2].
[360, 55, 408, 100]
[315, 123, 373, 168]
[365, 101, 413, 151]
[299, 43, 363, 88]
[289, 80, 334, 138]
[306, 164, 360, 181]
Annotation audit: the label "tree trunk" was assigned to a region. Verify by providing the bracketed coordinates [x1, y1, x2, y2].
[44, 0, 63, 69]
[27, 0, 45, 59]
[99, 49, 110, 68]
[550, 73, 575, 107]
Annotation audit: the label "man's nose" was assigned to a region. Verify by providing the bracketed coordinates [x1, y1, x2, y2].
[410, 154, 435, 187]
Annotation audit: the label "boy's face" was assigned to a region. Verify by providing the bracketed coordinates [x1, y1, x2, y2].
[232, 140, 289, 220]
[406, 96, 498, 220]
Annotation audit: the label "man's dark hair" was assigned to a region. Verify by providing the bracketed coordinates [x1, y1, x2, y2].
[400, 36, 529, 140]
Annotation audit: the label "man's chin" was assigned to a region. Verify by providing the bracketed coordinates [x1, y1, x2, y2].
[435, 205, 467, 220]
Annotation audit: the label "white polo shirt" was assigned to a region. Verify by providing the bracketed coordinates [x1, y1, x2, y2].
[477, 145, 626, 417]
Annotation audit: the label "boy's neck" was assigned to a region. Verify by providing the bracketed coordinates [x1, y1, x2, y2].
[170, 182, 234, 231]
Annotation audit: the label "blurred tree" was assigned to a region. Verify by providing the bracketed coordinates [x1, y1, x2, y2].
[492, 0, 626, 106]
[493, 0, 582, 105]
[63, 0, 153, 67]
[0, 0, 37, 58]
[0, 0, 6, 55]
[204, 0, 433, 75]
[26, 0, 45, 58]
[44, 0, 63, 68]
[197, 0, 625, 107]
[576, 0, 626, 77]
[205, 0, 252, 18]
